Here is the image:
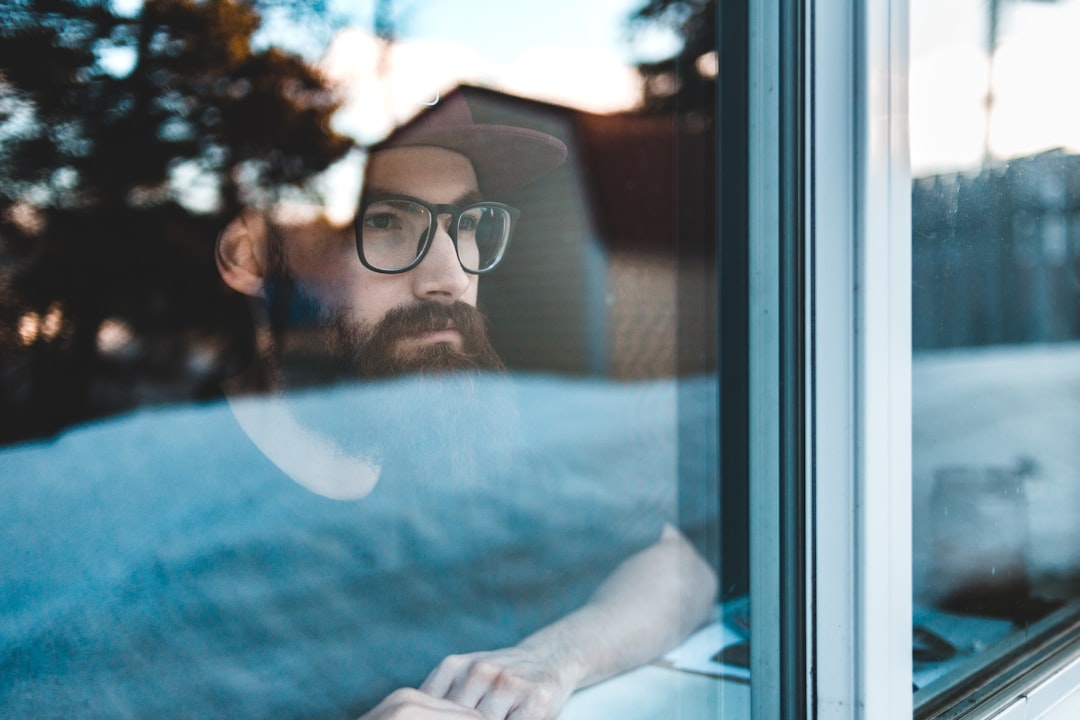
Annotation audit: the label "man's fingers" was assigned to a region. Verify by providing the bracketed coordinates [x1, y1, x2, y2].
[420, 659, 457, 698]
[460, 666, 559, 720]
[424, 655, 497, 708]
[360, 687, 483, 719]
[506, 689, 558, 720]
[444, 659, 503, 708]
[472, 683, 517, 720]
[418, 651, 566, 720]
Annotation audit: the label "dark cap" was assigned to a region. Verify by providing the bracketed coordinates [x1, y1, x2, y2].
[370, 91, 568, 194]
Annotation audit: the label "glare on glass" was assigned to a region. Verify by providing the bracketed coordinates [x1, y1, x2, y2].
[356, 194, 520, 274]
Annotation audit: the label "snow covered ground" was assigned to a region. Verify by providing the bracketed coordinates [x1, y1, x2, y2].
[913, 342, 1080, 604]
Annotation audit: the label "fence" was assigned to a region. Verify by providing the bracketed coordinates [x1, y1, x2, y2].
[913, 149, 1080, 350]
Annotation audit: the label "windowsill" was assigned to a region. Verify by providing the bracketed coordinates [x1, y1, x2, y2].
[562, 664, 749, 720]
[562, 609, 750, 719]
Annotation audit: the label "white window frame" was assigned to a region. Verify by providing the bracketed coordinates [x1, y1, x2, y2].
[750, 0, 915, 718]
[808, 0, 914, 717]
[772, 0, 1080, 718]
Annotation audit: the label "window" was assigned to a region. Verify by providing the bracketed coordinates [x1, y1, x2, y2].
[0, 2, 743, 718]
[910, 0, 1080, 717]
[14, 1, 1080, 718]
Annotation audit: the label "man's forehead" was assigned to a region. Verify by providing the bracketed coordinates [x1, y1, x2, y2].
[364, 146, 481, 198]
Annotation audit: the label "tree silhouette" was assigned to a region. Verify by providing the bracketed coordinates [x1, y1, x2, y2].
[0, 0, 352, 443]
[627, 0, 716, 120]
[1, 0, 350, 218]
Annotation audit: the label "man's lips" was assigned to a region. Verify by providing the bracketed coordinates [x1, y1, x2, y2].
[395, 322, 463, 348]
[413, 327, 462, 344]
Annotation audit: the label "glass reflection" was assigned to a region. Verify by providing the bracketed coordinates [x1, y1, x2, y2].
[912, 0, 1080, 700]
[0, 2, 733, 718]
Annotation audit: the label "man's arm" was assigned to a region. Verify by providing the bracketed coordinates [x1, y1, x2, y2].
[411, 523, 718, 720]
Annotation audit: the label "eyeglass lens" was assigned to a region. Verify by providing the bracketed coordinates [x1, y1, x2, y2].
[360, 199, 511, 272]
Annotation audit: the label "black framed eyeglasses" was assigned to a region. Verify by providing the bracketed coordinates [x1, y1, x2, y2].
[355, 194, 520, 274]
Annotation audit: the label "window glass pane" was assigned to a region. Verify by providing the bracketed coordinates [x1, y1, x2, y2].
[912, 0, 1080, 703]
[0, 1, 748, 717]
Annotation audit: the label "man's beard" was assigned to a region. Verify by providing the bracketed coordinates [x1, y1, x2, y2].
[328, 300, 506, 380]
[261, 278, 516, 484]
[228, 230, 520, 496]
[322, 301, 514, 482]
[259, 222, 503, 384]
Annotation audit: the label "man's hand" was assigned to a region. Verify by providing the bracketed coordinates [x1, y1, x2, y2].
[365, 524, 715, 720]
[419, 646, 580, 720]
[358, 688, 483, 719]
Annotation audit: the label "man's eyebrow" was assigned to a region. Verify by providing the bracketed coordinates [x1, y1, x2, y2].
[454, 190, 485, 205]
[361, 188, 487, 205]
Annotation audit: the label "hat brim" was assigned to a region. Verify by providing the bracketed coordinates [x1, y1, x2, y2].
[373, 124, 568, 195]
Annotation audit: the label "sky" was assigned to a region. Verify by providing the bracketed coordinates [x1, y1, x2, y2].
[909, 0, 1080, 176]
[314, 0, 1080, 187]
[102, 0, 676, 217]
[102, 0, 677, 137]
[301, 0, 680, 220]
[108, 0, 1080, 207]
[317, 0, 678, 141]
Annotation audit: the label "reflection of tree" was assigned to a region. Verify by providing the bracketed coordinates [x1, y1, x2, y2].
[628, 0, 715, 120]
[0, 0, 351, 443]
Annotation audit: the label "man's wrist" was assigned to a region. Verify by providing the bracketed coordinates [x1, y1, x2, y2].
[515, 625, 593, 692]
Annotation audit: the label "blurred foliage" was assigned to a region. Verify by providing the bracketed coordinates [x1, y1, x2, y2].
[0, 0, 351, 217]
[0, 0, 718, 444]
[627, 0, 716, 120]
[0, 0, 352, 443]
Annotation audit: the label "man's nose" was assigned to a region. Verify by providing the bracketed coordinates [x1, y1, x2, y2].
[411, 218, 470, 302]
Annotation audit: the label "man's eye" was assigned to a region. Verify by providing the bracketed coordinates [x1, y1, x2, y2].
[459, 209, 489, 232]
[364, 212, 400, 230]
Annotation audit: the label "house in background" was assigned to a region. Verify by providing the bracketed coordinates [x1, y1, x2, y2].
[434, 85, 717, 381]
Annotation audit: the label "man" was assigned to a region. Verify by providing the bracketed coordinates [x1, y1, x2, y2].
[215, 93, 716, 719]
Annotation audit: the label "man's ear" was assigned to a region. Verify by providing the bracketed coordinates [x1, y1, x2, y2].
[216, 211, 272, 298]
